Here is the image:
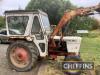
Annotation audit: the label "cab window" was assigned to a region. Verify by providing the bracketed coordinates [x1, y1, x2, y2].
[31, 16, 41, 34]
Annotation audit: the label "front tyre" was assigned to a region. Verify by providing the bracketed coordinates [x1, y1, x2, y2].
[64, 56, 82, 75]
[6, 41, 39, 72]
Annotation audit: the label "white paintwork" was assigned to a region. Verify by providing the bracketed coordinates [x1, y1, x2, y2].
[5, 10, 82, 57]
[54, 36, 82, 54]
[31, 14, 49, 57]
[5, 10, 50, 57]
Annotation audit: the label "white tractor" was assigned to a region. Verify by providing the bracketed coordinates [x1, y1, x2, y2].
[5, 4, 100, 75]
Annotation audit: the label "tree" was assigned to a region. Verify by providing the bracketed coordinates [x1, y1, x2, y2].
[63, 16, 99, 35]
[0, 16, 5, 29]
[26, 0, 75, 25]
[26, 0, 99, 35]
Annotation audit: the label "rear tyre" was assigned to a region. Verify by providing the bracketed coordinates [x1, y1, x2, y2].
[6, 41, 39, 72]
[64, 56, 82, 75]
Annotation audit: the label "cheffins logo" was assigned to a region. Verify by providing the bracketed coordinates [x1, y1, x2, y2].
[62, 62, 94, 71]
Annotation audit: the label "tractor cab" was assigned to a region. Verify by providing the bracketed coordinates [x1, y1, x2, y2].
[5, 10, 51, 57]
[5, 10, 51, 37]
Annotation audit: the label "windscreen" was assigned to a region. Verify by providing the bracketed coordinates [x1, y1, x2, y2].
[41, 15, 50, 31]
[7, 16, 29, 35]
[41, 15, 51, 34]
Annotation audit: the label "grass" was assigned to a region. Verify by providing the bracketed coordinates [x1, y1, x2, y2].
[80, 37, 100, 66]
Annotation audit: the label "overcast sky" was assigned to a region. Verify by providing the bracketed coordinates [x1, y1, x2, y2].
[0, 0, 30, 15]
[70, 0, 100, 7]
[0, 0, 100, 16]
[71, 0, 100, 20]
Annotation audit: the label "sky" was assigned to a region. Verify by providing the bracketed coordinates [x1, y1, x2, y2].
[0, 0, 100, 16]
[70, 0, 100, 20]
[0, 0, 30, 15]
[70, 0, 100, 7]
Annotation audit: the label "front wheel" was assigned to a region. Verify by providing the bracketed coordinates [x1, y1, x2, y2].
[64, 56, 82, 75]
[6, 41, 39, 72]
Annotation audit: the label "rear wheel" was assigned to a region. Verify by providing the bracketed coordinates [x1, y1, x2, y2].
[6, 41, 39, 72]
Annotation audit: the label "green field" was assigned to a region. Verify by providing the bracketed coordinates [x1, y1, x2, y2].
[80, 37, 100, 66]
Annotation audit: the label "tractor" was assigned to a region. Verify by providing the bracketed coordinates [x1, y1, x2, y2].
[5, 4, 100, 75]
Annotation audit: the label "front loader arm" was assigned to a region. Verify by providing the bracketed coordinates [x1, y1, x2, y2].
[51, 3, 100, 38]
[51, 10, 77, 37]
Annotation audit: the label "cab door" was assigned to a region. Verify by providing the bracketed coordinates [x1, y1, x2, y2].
[31, 15, 48, 57]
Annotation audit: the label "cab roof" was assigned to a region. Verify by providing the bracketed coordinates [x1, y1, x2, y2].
[5, 10, 47, 16]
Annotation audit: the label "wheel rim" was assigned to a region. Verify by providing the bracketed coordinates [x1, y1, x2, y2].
[10, 47, 31, 68]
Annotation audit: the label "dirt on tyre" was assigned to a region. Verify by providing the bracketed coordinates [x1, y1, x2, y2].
[6, 41, 39, 72]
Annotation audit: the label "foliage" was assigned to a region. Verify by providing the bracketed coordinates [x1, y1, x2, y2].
[26, 0, 75, 25]
[26, 0, 99, 35]
[88, 29, 100, 38]
[0, 16, 5, 29]
[63, 16, 99, 35]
